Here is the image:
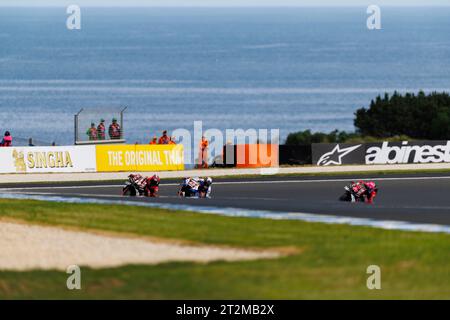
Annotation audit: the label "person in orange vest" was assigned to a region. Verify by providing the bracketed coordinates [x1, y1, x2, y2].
[86, 123, 98, 141]
[109, 118, 121, 140]
[169, 136, 176, 145]
[149, 136, 158, 145]
[199, 136, 209, 168]
[97, 119, 106, 140]
[158, 130, 170, 145]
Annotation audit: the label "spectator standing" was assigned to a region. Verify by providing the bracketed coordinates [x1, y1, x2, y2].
[199, 136, 209, 168]
[97, 119, 106, 140]
[109, 118, 121, 140]
[1, 131, 12, 147]
[86, 123, 98, 141]
[158, 130, 170, 145]
[149, 136, 158, 145]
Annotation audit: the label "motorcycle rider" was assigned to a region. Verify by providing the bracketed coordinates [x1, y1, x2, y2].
[198, 177, 213, 198]
[178, 177, 212, 198]
[178, 177, 200, 197]
[124, 173, 160, 197]
[351, 181, 366, 200]
[145, 174, 160, 197]
[127, 173, 147, 196]
[363, 181, 378, 204]
[348, 180, 377, 203]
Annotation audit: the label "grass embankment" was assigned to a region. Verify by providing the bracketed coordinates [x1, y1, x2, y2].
[1, 199, 449, 299]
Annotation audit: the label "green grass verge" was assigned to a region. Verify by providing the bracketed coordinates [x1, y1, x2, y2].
[1, 199, 449, 299]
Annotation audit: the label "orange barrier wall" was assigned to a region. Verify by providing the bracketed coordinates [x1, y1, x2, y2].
[236, 144, 279, 168]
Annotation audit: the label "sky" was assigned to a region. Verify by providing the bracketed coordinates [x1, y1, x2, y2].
[0, 0, 449, 7]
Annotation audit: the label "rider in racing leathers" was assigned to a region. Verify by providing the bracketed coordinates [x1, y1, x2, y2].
[363, 181, 378, 204]
[126, 173, 160, 197]
[178, 177, 199, 197]
[178, 177, 212, 198]
[128, 173, 147, 196]
[198, 177, 213, 198]
[145, 174, 160, 197]
[349, 180, 378, 203]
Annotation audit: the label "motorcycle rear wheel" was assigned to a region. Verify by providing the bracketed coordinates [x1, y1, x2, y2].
[123, 185, 137, 196]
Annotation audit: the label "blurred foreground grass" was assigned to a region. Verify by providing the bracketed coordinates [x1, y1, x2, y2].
[0, 199, 449, 299]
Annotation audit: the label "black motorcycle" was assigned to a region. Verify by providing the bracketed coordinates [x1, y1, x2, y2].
[339, 184, 364, 202]
[122, 177, 145, 197]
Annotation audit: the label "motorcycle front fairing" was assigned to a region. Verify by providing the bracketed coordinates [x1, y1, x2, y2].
[342, 185, 356, 202]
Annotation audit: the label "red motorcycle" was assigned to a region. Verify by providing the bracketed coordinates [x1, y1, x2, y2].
[122, 174, 160, 197]
[339, 181, 377, 204]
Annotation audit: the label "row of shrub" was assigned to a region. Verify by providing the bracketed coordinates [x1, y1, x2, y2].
[286, 91, 450, 144]
[285, 130, 410, 145]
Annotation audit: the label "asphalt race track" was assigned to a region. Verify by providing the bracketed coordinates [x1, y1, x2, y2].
[2, 173, 450, 225]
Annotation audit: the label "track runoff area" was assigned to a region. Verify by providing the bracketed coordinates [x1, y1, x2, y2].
[2, 171, 450, 233]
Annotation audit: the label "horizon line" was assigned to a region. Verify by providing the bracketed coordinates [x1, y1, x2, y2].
[1, 4, 450, 8]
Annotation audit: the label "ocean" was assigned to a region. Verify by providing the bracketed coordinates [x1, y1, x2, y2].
[0, 7, 449, 146]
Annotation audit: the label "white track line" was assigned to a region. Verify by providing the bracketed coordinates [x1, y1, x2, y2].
[8, 191, 284, 202]
[4, 191, 177, 199]
[1, 193, 450, 235]
[9, 191, 450, 210]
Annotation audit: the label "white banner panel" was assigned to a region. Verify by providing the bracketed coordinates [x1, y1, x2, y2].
[0, 146, 97, 174]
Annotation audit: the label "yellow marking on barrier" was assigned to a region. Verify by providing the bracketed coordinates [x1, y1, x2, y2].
[96, 144, 184, 172]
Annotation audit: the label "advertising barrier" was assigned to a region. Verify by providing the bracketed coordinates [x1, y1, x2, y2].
[220, 144, 310, 167]
[0, 145, 96, 173]
[312, 141, 450, 166]
[279, 145, 312, 165]
[235, 144, 279, 168]
[312, 143, 366, 166]
[0, 144, 184, 174]
[6, 141, 446, 173]
[95, 144, 184, 172]
[216, 145, 236, 168]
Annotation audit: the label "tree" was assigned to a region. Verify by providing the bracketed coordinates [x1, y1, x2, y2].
[354, 91, 450, 140]
[285, 129, 359, 145]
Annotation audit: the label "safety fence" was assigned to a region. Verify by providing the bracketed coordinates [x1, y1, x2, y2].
[0, 144, 184, 174]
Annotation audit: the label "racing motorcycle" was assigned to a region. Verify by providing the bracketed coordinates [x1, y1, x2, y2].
[178, 177, 200, 198]
[339, 181, 378, 203]
[178, 177, 212, 198]
[122, 174, 160, 197]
